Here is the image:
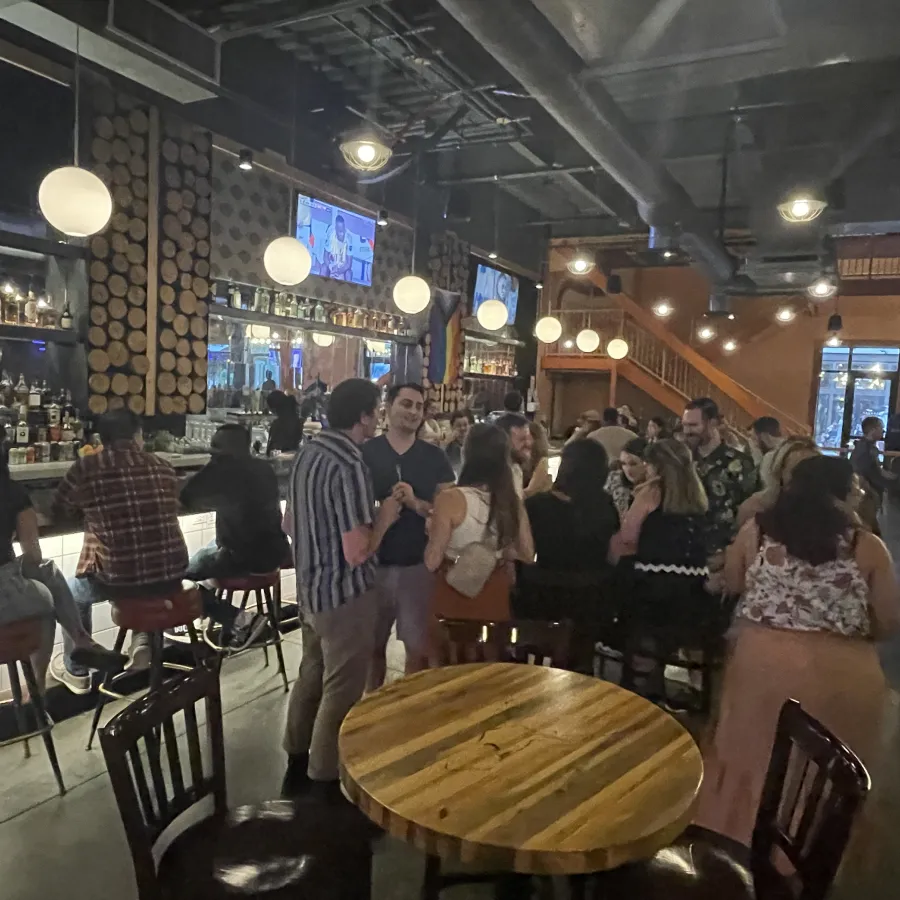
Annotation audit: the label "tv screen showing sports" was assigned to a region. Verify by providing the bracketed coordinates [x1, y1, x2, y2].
[472, 263, 519, 323]
[295, 192, 376, 287]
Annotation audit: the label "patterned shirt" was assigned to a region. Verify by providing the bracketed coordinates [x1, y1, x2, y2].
[55, 442, 188, 586]
[290, 430, 375, 613]
[694, 442, 758, 553]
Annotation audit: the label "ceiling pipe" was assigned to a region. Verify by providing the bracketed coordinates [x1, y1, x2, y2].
[434, 0, 737, 285]
[436, 164, 598, 185]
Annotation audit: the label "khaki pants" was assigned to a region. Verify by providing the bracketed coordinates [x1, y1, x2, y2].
[283, 589, 378, 781]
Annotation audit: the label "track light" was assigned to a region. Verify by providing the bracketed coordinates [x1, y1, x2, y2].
[662, 250, 676, 259]
[376, 209, 389, 228]
[238, 149, 253, 171]
[652, 300, 673, 318]
[808, 276, 837, 300]
[697, 324, 716, 342]
[535, 281, 543, 290]
[826, 334, 842, 347]
[488, 251, 498, 260]
[777, 192, 827, 223]
[722, 338, 738, 353]
[775, 307, 795, 323]
[566, 252, 595, 275]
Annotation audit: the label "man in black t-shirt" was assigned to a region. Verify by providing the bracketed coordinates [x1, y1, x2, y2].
[362, 383, 454, 684]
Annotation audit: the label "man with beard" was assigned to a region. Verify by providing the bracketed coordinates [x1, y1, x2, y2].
[362, 383, 455, 685]
[495, 413, 534, 498]
[681, 398, 758, 555]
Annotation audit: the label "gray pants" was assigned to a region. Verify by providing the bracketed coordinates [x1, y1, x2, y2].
[283, 589, 377, 781]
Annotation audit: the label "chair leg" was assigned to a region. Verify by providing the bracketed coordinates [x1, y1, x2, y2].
[20, 659, 66, 796]
[186, 621, 204, 666]
[87, 627, 128, 750]
[421, 855, 441, 900]
[263, 586, 289, 692]
[148, 631, 166, 692]
[8, 662, 31, 758]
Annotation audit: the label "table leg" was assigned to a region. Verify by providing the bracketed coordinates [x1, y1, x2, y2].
[421, 855, 441, 900]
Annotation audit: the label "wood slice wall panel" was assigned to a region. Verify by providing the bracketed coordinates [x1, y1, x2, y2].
[154, 118, 211, 416]
[87, 88, 152, 418]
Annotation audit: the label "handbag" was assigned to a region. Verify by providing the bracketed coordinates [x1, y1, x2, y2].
[445, 519, 498, 599]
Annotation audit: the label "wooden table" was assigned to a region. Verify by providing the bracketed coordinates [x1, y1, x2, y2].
[339, 663, 703, 875]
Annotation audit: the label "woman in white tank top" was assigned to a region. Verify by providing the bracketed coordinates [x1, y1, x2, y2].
[425, 424, 533, 622]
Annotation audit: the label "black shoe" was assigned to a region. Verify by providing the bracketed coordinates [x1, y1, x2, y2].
[228, 614, 270, 651]
[281, 753, 311, 799]
[69, 644, 128, 674]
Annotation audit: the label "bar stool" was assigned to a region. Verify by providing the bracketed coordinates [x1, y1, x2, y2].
[0, 617, 65, 795]
[209, 572, 289, 693]
[86, 581, 204, 750]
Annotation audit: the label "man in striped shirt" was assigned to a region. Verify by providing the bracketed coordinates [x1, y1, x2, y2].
[283, 378, 400, 793]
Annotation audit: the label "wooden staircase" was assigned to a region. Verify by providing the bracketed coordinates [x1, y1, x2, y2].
[541, 269, 810, 434]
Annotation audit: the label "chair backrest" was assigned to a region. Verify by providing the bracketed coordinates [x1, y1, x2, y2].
[99, 661, 227, 900]
[438, 618, 572, 668]
[750, 699, 871, 900]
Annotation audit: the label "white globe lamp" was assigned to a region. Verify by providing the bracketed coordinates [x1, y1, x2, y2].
[607, 338, 629, 359]
[264, 236, 312, 287]
[476, 299, 508, 331]
[534, 316, 562, 343]
[38, 167, 112, 238]
[392, 275, 431, 315]
[312, 332, 335, 347]
[575, 328, 600, 353]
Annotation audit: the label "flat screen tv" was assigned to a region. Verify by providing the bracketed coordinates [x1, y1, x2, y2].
[472, 263, 519, 323]
[295, 192, 376, 287]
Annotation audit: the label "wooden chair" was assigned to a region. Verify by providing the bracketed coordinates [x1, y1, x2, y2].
[587, 699, 871, 900]
[437, 618, 573, 668]
[208, 572, 289, 692]
[0, 617, 65, 795]
[423, 617, 573, 900]
[99, 661, 373, 900]
[87, 581, 205, 750]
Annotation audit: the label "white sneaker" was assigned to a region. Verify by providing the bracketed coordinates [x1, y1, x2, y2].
[126, 634, 152, 672]
[49, 653, 91, 695]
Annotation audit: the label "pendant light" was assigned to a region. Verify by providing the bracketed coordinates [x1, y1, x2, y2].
[566, 251, 595, 275]
[340, 129, 392, 173]
[575, 328, 600, 353]
[39, 27, 112, 238]
[606, 337, 629, 359]
[392, 159, 430, 315]
[475, 186, 508, 330]
[777, 192, 827, 223]
[535, 316, 562, 343]
[312, 332, 334, 347]
[263, 59, 312, 287]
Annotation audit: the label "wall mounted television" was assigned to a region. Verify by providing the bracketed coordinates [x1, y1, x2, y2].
[472, 262, 520, 323]
[295, 192, 376, 287]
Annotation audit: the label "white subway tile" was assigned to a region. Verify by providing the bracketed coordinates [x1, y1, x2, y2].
[92, 601, 114, 633]
[62, 532, 85, 555]
[39, 536, 63, 558]
[60, 553, 80, 578]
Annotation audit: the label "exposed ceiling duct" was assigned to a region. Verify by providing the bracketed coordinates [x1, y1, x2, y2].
[435, 0, 737, 285]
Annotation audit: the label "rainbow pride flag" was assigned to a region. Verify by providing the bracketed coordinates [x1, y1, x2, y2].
[427, 289, 462, 385]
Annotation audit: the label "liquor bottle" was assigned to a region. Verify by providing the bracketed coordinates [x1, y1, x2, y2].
[0, 371, 11, 407]
[62, 389, 75, 421]
[15, 408, 29, 446]
[41, 380, 53, 407]
[252, 287, 264, 313]
[14, 374, 28, 407]
[24, 290, 38, 325]
[288, 295, 299, 318]
[261, 288, 272, 314]
[351, 307, 365, 329]
[332, 307, 346, 327]
[28, 380, 41, 409]
[229, 284, 242, 309]
[59, 297, 73, 329]
[298, 297, 311, 320]
[313, 300, 326, 323]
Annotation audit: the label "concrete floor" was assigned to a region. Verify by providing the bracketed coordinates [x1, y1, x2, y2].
[3, 522, 900, 898]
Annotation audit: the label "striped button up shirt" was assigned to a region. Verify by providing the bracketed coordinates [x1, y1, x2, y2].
[290, 430, 375, 613]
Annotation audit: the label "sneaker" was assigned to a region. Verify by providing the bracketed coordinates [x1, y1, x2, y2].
[164, 619, 205, 644]
[49, 653, 91, 695]
[70, 643, 128, 674]
[228, 614, 271, 651]
[126, 634, 152, 672]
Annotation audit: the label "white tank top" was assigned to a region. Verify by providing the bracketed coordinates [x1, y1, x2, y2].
[445, 488, 500, 559]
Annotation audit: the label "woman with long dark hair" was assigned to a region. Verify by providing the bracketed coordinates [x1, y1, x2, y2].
[605, 436, 649, 516]
[0, 451, 125, 690]
[697, 455, 899, 845]
[425, 423, 533, 621]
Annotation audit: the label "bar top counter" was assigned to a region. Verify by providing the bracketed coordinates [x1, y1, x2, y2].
[9, 452, 213, 482]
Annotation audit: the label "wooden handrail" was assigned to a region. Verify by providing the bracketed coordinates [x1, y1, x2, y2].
[556, 254, 810, 434]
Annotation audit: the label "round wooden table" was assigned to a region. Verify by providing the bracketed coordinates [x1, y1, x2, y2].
[339, 663, 703, 875]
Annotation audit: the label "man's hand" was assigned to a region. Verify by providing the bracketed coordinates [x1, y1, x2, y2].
[378, 494, 402, 528]
[392, 481, 417, 509]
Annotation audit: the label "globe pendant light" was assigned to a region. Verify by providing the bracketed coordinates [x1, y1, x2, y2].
[39, 27, 112, 238]
[606, 337, 629, 359]
[264, 236, 312, 286]
[312, 332, 334, 347]
[534, 316, 562, 343]
[476, 298, 508, 331]
[392, 158, 430, 315]
[575, 329, 600, 353]
[340, 129, 392, 173]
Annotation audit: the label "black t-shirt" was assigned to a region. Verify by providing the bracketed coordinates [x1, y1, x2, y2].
[267, 414, 306, 455]
[0, 478, 31, 565]
[180, 455, 288, 571]
[525, 491, 619, 572]
[362, 435, 455, 567]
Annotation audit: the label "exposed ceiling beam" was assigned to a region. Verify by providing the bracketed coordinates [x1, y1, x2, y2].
[215, 0, 384, 42]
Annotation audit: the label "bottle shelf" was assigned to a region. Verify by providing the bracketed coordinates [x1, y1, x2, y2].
[0, 323, 78, 345]
[462, 370, 516, 381]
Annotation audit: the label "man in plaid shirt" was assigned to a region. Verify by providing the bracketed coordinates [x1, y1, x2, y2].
[50, 410, 188, 694]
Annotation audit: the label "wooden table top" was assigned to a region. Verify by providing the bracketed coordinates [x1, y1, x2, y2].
[339, 663, 703, 875]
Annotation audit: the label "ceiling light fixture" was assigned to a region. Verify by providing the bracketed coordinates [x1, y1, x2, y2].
[488, 251, 498, 260]
[392, 159, 430, 315]
[339, 130, 392, 173]
[534, 316, 562, 343]
[238, 149, 253, 171]
[662, 250, 676, 259]
[535, 281, 543, 290]
[566, 252, 595, 275]
[652, 300, 673, 318]
[39, 27, 112, 238]
[808, 276, 837, 300]
[777, 192, 827, 223]
[376, 209, 389, 228]
[697, 324, 716, 342]
[312, 333, 335, 347]
[776, 306, 795, 323]
[606, 337, 629, 359]
[826, 334, 842, 347]
[722, 338, 738, 353]
[827, 312, 843, 332]
[563, 339, 574, 349]
[575, 328, 600, 353]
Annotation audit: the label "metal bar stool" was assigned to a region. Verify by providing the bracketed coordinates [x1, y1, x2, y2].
[209, 572, 289, 693]
[0, 617, 65, 795]
[86, 581, 204, 750]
